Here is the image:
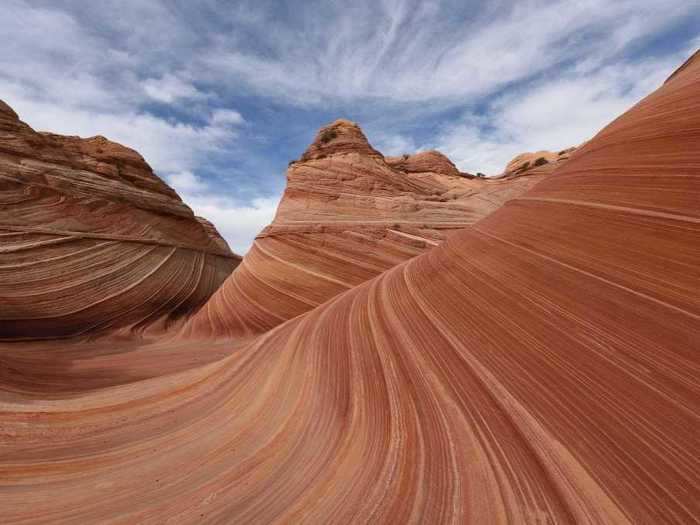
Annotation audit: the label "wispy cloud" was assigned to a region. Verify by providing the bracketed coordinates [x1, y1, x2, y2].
[430, 51, 691, 174]
[142, 74, 208, 104]
[202, 0, 696, 103]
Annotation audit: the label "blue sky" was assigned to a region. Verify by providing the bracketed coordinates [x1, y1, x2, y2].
[1, 0, 698, 253]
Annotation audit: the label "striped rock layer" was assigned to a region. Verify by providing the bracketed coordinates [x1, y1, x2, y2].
[502, 147, 576, 177]
[0, 101, 240, 339]
[184, 121, 547, 339]
[0, 51, 699, 524]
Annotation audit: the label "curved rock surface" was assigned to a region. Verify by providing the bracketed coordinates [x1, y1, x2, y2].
[184, 121, 545, 339]
[502, 147, 576, 177]
[385, 149, 462, 177]
[0, 102, 240, 339]
[1, 51, 699, 524]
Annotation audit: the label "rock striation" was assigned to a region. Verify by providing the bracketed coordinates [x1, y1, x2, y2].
[1, 51, 699, 524]
[0, 101, 240, 339]
[385, 149, 462, 176]
[501, 147, 576, 177]
[183, 120, 544, 339]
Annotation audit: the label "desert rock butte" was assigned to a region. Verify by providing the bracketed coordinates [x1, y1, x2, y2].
[0, 50, 698, 524]
[184, 119, 549, 339]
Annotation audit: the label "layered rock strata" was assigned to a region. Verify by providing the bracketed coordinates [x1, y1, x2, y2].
[501, 147, 576, 177]
[0, 101, 240, 339]
[1, 51, 698, 524]
[184, 121, 544, 338]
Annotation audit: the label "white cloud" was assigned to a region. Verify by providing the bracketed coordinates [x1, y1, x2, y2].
[187, 196, 279, 255]
[166, 172, 278, 254]
[210, 109, 245, 126]
[430, 52, 689, 174]
[166, 171, 209, 193]
[371, 132, 418, 157]
[142, 74, 206, 104]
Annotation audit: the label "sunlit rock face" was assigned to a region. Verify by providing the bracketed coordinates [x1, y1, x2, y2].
[0, 101, 240, 339]
[385, 149, 462, 176]
[501, 147, 577, 177]
[183, 120, 544, 339]
[0, 50, 698, 524]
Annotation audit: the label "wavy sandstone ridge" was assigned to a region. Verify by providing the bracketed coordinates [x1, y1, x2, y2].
[184, 120, 546, 338]
[0, 101, 240, 339]
[0, 52, 699, 524]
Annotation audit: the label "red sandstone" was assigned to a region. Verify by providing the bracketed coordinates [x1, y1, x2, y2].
[0, 50, 698, 524]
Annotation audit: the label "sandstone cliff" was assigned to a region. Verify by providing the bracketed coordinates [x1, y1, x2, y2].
[0, 101, 240, 339]
[183, 119, 545, 338]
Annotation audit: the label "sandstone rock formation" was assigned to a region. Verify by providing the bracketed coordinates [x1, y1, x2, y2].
[0, 101, 240, 339]
[385, 149, 462, 176]
[501, 147, 576, 177]
[184, 120, 544, 339]
[1, 50, 699, 524]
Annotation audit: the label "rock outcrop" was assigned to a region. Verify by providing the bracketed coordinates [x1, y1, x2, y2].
[1, 50, 699, 524]
[385, 149, 461, 176]
[0, 101, 240, 339]
[183, 120, 544, 339]
[501, 147, 576, 177]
